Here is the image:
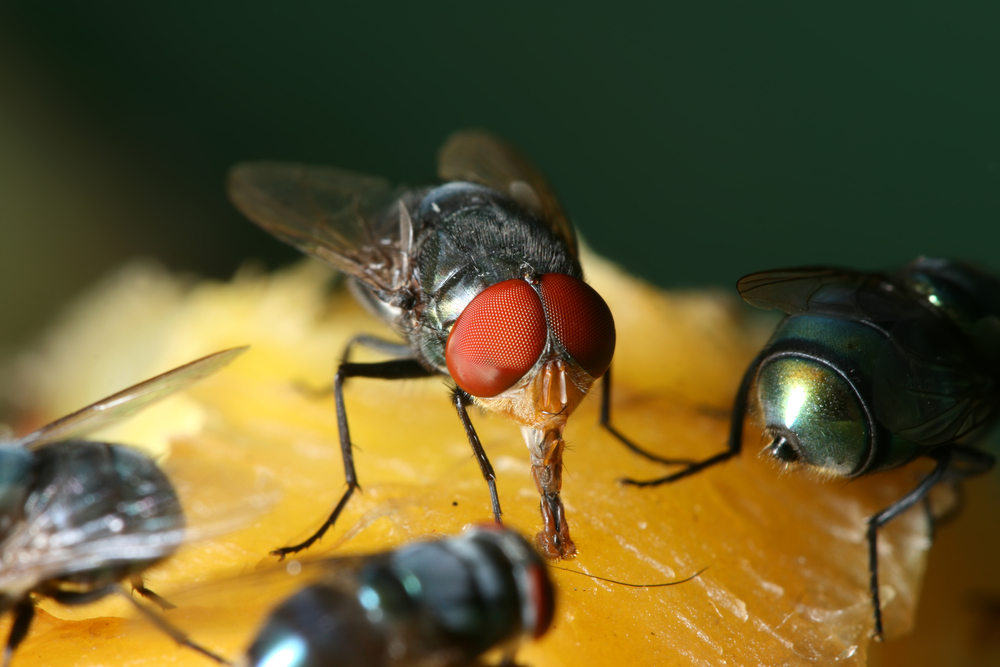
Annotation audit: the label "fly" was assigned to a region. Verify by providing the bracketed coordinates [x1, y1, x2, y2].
[228, 130, 644, 560]
[241, 525, 553, 667]
[621, 257, 1000, 640]
[0, 347, 248, 665]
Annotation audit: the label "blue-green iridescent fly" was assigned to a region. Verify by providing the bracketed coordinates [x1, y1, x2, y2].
[623, 257, 1000, 641]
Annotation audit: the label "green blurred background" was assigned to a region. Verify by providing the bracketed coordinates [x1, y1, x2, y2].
[1, 2, 998, 356]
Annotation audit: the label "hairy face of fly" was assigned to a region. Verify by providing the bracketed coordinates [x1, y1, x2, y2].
[474, 355, 593, 432]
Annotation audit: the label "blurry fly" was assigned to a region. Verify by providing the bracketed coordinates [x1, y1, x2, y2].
[0, 347, 247, 665]
[622, 257, 999, 640]
[241, 525, 553, 667]
[228, 130, 643, 560]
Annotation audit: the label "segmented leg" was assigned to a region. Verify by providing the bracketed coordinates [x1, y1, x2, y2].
[342, 334, 413, 361]
[620, 352, 764, 487]
[599, 366, 695, 466]
[131, 575, 176, 610]
[2, 599, 34, 667]
[867, 450, 950, 641]
[118, 586, 230, 664]
[867, 445, 994, 641]
[453, 388, 503, 522]
[273, 358, 436, 558]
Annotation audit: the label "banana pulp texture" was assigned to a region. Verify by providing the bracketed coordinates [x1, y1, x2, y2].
[3, 251, 998, 667]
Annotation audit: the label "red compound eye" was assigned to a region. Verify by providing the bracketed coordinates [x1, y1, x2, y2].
[539, 273, 616, 378]
[446, 279, 547, 397]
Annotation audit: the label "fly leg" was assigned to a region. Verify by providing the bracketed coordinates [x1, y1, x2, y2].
[2, 599, 34, 667]
[130, 575, 176, 610]
[117, 586, 231, 665]
[295, 335, 413, 398]
[273, 358, 436, 558]
[867, 449, 950, 642]
[621, 351, 764, 487]
[867, 445, 995, 640]
[343, 334, 413, 361]
[925, 445, 996, 536]
[453, 388, 503, 523]
[600, 366, 695, 465]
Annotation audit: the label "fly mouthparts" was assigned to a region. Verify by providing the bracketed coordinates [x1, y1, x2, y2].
[537, 359, 570, 415]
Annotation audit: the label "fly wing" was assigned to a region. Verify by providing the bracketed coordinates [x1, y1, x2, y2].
[438, 129, 579, 259]
[15, 347, 247, 450]
[228, 161, 413, 297]
[737, 267, 915, 325]
[137, 552, 373, 645]
[874, 314, 999, 446]
[0, 529, 189, 596]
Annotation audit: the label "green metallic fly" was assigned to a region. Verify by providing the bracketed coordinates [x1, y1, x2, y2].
[622, 256, 1000, 641]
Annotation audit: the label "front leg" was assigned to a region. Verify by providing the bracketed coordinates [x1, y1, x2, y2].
[342, 334, 413, 362]
[620, 351, 765, 487]
[273, 358, 436, 558]
[453, 388, 503, 522]
[600, 365, 694, 466]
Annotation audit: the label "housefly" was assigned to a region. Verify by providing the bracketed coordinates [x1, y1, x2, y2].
[622, 257, 1000, 640]
[228, 130, 640, 560]
[242, 525, 553, 667]
[0, 347, 248, 665]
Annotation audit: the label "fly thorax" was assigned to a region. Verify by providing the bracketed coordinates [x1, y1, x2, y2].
[417, 181, 586, 375]
[388, 537, 520, 655]
[461, 526, 555, 643]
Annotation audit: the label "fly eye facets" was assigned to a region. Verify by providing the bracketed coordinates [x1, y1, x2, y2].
[446, 279, 547, 397]
[539, 273, 616, 379]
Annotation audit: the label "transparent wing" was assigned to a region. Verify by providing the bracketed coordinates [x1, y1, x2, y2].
[737, 267, 915, 324]
[0, 528, 188, 595]
[228, 161, 413, 296]
[438, 129, 578, 259]
[15, 346, 248, 450]
[168, 552, 370, 605]
[874, 315, 999, 446]
[133, 552, 372, 649]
